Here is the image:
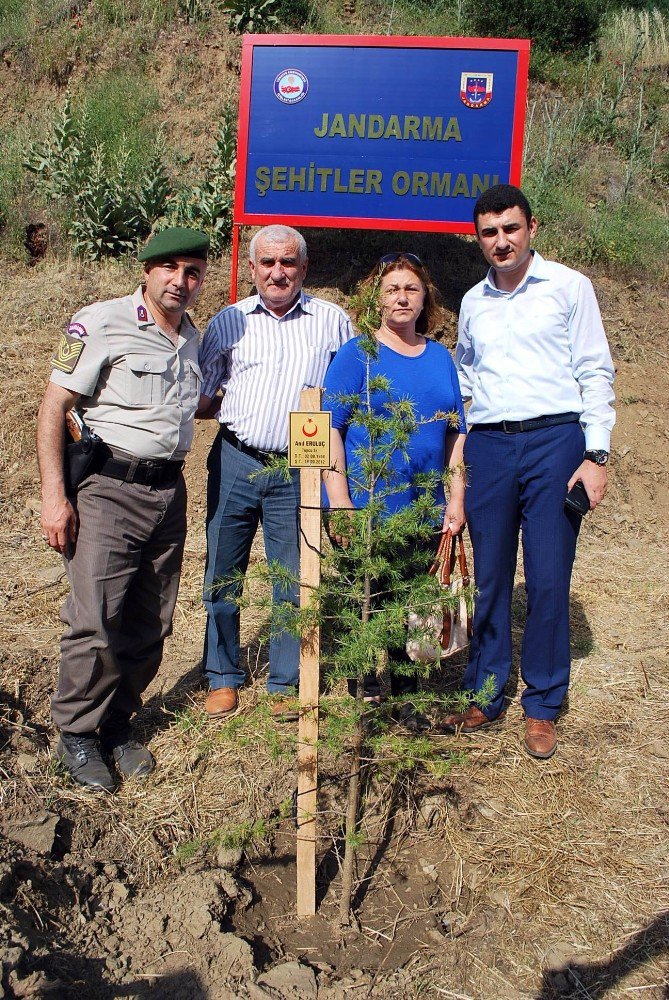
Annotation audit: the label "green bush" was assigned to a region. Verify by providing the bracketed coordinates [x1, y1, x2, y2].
[462, 0, 604, 53]
[220, 0, 280, 33]
[24, 96, 171, 260]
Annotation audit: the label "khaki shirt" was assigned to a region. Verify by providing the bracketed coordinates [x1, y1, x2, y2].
[50, 287, 202, 460]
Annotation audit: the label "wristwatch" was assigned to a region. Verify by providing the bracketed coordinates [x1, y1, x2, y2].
[584, 449, 609, 466]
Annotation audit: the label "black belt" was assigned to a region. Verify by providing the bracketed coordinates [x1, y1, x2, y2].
[98, 454, 184, 486]
[219, 425, 286, 465]
[470, 412, 581, 434]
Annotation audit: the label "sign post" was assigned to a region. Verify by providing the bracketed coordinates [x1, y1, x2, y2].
[290, 389, 331, 916]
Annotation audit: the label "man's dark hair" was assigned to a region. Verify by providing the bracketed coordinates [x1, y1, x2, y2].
[473, 184, 533, 229]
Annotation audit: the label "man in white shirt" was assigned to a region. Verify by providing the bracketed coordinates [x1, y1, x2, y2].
[448, 184, 615, 759]
[198, 225, 354, 719]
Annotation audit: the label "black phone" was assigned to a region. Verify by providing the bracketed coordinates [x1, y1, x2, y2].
[564, 480, 591, 516]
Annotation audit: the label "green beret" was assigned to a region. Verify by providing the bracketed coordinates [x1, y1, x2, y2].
[138, 227, 210, 262]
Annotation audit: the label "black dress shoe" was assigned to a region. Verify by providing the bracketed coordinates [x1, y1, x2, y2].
[395, 703, 432, 734]
[109, 739, 155, 779]
[100, 717, 154, 779]
[56, 733, 116, 793]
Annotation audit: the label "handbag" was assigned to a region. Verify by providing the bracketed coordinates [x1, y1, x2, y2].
[64, 410, 106, 496]
[406, 529, 473, 663]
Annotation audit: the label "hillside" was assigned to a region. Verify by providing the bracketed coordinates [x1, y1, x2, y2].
[1, 3, 669, 999]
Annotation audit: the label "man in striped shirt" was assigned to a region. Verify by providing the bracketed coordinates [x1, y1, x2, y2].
[198, 225, 354, 718]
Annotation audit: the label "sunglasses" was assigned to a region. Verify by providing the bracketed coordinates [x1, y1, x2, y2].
[378, 252, 423, 267]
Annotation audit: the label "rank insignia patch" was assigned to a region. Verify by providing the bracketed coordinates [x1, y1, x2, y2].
[51, 332, 85, 374]
[137, 305, 148, 322]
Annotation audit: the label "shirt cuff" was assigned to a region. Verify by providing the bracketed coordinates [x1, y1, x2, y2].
[584, 427, 611, 451]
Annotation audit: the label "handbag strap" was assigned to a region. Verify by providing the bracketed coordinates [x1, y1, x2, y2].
[427, 529, 471, 587]
[427, 530, 450, 580]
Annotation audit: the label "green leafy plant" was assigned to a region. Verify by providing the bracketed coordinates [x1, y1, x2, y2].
[24, 94, 172, 260]
[220, 0, 279, 33]
[24, 95, 89, 201]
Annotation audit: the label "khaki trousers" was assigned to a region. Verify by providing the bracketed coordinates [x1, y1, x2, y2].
[51, 472, 187, 735]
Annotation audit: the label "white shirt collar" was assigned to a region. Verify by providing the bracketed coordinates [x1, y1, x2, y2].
[483, 250, 550, 296]
[242, 289, 313, 318]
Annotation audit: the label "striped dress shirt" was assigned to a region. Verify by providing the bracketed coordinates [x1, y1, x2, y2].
[199, 291, 354, 453]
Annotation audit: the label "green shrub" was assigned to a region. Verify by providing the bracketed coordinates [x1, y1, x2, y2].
[273, 0, 316, 28]
[25, 96, 171, 260]
[462, 0, 604, 54]
[220, 0, 280, 33]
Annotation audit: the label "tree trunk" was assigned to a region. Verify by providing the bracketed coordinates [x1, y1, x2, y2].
[339, 679, 364, 927]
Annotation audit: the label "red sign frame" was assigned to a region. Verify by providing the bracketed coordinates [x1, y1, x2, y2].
[230, 34, 530, 299]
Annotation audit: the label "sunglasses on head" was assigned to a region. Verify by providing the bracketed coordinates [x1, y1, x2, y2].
[378, 252, 423, 267]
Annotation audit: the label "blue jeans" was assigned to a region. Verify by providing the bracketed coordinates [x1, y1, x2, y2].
[203, 433, 300, 693]
[463, 422, 584, 721]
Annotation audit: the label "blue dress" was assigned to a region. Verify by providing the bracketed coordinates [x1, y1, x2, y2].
[323, 336, 466, 515]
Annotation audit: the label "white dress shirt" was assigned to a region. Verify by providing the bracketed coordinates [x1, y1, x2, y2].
[199, 290, 354, 453]
[456, 251, 615, 450]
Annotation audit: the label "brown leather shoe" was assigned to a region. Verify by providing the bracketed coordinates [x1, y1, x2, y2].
[270, 698, 299, 722]
[204, 687, 239, 718]
[524, 718, 557, 759]
[441, 705, 506, 734]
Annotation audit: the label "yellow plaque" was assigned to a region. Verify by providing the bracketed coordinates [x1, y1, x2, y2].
[289, 410, 331, 468]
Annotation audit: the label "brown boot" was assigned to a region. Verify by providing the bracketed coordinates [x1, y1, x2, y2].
[205, 687, 239, 718]
[441, 705, 506, 734]
[524, 718, 557, 759]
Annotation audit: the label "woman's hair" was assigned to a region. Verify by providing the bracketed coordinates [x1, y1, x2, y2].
[353, 254, 442, 335]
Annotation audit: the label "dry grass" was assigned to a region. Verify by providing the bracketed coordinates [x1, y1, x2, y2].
[601, 7, 669, 68]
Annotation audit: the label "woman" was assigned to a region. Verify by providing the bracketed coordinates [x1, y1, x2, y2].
[322, 253, 466, 730]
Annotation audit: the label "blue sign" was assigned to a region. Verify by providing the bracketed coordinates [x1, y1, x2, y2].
[236, 36, 530, 234]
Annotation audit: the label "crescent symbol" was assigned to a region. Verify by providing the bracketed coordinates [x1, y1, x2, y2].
[302, 421, 318, 438]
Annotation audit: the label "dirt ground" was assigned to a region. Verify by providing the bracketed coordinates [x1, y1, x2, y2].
[1, 251, 668, 999]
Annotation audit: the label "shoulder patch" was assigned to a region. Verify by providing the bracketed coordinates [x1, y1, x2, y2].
[67, 321, 88, 339]
[51, 332, 85, 374]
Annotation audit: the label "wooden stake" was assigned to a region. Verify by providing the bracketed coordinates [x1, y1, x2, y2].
[296, 387, 322, 917]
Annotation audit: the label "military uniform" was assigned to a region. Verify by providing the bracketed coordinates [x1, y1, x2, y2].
[49, 287, 201, 735]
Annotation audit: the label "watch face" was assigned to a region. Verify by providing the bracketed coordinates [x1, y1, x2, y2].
[585, 450, 609, 465]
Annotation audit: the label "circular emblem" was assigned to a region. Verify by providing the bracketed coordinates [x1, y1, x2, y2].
[273, 69, 308, 105]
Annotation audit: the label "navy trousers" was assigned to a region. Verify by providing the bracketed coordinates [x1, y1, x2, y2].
[463, 422, 584, 721]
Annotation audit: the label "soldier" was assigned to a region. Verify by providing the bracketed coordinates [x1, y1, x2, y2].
[37, 227, 208, 791]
